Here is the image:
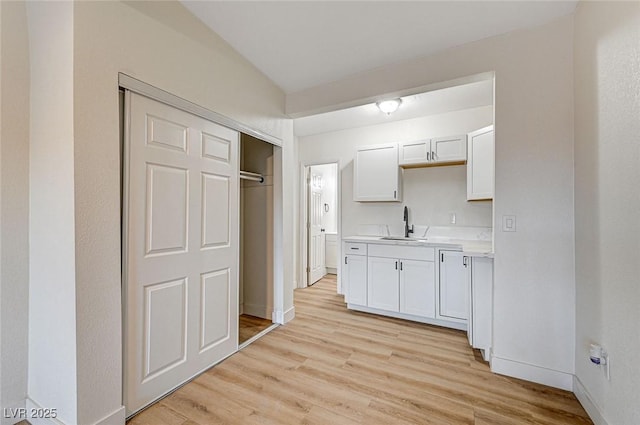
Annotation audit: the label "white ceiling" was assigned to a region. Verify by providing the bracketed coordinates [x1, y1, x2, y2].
[294, 79, 494, 137]
[181, 1, 577, 94]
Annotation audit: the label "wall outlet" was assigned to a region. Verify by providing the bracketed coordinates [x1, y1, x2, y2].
[450, 212, 456, 225]
[502, 215, 516, 232]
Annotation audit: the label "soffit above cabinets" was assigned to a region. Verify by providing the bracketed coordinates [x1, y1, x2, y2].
[294, 79, 493, 137]
[181, 1, 577, 94]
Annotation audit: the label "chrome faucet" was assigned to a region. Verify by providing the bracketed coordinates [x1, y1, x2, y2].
[403, 206, 414, 238]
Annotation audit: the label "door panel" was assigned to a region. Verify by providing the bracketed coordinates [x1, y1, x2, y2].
[309, 175, 325, 284]
[367, 256, 399, 311]
[125, 92, 239, 416]
[400, 260, 435, 318]
[439, 251, 469, 320]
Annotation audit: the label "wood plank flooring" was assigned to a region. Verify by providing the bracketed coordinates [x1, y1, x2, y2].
[128, 275, 592, 425]
[239, 314, 274, 345]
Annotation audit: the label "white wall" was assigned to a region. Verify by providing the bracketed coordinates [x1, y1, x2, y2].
[292, 16, 575, 389]
[299, 106, 493, 237]
[0, 2, 30, 423]
[574, 2, 640, 424]
[26, 2, 78, 424]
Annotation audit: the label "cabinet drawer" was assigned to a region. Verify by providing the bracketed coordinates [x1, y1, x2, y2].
[344, 242, 367, 255]
[368, 244, 434, 261]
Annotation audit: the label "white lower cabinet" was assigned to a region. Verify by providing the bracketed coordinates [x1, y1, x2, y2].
[367, 256, 400, 311]
[438, 250, 470, 322]
[345, 254, 367, 306]
[468, 256, 493, 360]
[400, 259, 436, 318]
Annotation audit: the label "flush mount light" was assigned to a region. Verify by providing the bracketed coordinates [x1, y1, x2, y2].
[376, 98, 402, 115]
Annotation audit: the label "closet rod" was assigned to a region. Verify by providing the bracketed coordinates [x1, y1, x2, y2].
[239, 174, 264, 183]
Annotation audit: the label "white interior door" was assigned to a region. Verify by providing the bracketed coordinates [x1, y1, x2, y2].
[124, 92, 239, 416]
[308, 172, 325, 284]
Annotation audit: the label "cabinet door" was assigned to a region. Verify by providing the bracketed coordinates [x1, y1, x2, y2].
[470, 256, 493, 351]
[399, 259, 435, 318]
[345, 255, 367, 305]
[399, 140, 430, 166]
[439, 251, 470, 320]
[431, 135, 467, 164]
[367, 256, 399, 311]
[467, 126, 494, 200]
[354, 144, 401, 202]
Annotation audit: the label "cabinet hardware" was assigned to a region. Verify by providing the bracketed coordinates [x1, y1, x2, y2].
[441, 252, 444, 262]
[463, 256, 468, 267]
[400, 261, 403, 271]
[350, 247, 359, 250]
[345, 257, 348, 265]
[427, 152, 430, 161]
[432, 151, 436, 160]
[395, 261, 398, 270]
[393, 190, 397, 199]
[321, 228, 325, 232]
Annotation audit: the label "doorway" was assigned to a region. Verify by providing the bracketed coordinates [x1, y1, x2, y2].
[303, 162, 340, 287]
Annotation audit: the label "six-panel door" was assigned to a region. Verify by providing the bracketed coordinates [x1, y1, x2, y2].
[124, 93, 239, 416]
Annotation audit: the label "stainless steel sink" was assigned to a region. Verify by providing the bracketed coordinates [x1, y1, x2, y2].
[380, 236, 422, 241]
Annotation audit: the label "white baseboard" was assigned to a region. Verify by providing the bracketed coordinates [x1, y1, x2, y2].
[490, 356, 573, 391]
[243, 303, 270, 320]
[24, 399, 125, 425]
[25, 398, 65, 425]
[573, 376, 609, 425]
[283, 306, 295, 323]
[326, 268, 337, 274]
[239, 303, 244, 315]
[2, 399, 26, 425]
[272, 306, 295, 324]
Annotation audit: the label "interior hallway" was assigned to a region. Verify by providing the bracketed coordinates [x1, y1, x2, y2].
[128, 275, 591, 424]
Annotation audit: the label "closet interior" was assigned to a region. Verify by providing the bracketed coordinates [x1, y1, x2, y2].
[239, 134, 275, 345]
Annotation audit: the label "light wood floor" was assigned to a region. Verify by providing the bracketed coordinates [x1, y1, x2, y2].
[128, 275, 592, 425]
[239, 314, 274, 345]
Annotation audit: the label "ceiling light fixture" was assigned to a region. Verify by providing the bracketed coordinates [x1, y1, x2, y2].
[376, 98, 402, 115]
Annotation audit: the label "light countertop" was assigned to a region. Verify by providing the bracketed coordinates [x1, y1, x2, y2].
[343, 235, 494, 258]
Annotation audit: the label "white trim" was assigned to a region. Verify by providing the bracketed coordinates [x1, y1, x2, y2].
[283, 306, 296, 323]
[90, 406, 125, 425]
[25, 398, 65, 425]
[347, 304, 467, 331]
[272, 306, 296, 324]
[118, 73, 282, 147]
[238, 323, 279, 350]
[573, 376, 609, 425]
[490, 356, 573, 391]
[1, 399, 27, 425]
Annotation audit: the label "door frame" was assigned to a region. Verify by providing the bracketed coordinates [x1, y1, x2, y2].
[120, 75, 286, 415]
[299, 160, 342, 293]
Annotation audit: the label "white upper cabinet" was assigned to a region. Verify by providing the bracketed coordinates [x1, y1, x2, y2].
[354, 143, 402, 202]
[467, 125, 494, 200]
[398, 139, 430, 166]
[431, 135, 467, 164]
[399, 135, 467, 167]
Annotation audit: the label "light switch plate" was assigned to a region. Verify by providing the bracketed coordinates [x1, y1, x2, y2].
[502, 215, 516, 232]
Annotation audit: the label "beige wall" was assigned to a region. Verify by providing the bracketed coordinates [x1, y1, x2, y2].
[574, 2, 640, 424]
[291, 16, 576, 389]
[70, 2, 291, 423]
[0, 2, 30, 422]
[241, 135, 274, 319]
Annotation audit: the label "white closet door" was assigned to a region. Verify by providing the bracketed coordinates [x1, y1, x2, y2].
[124, 93, 239, 416]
